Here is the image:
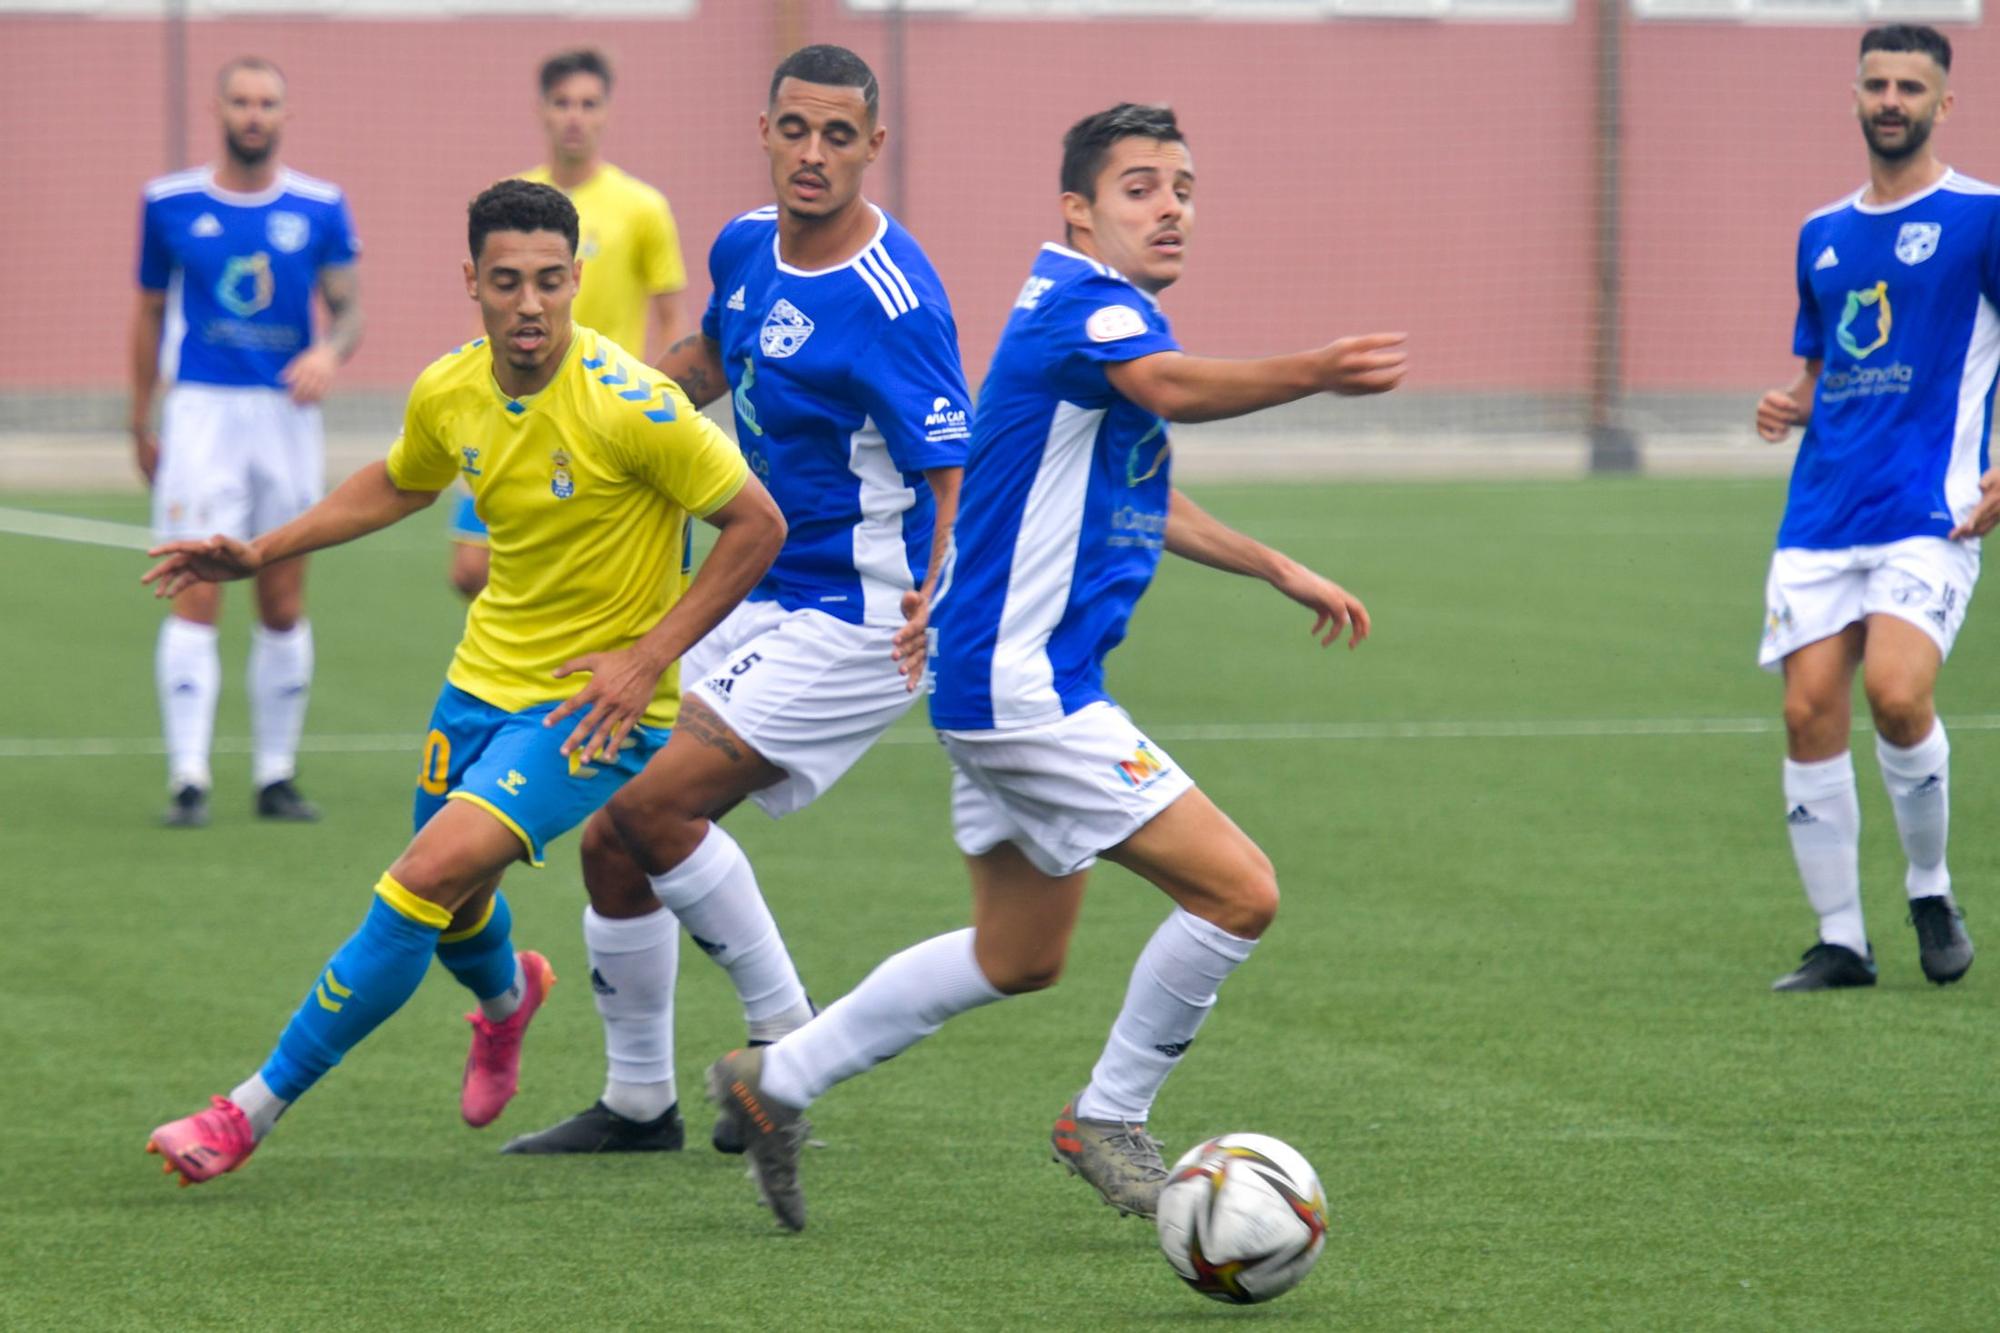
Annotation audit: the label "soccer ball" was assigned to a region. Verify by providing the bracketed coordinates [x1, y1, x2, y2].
[1155, 1133, 1329, 1305]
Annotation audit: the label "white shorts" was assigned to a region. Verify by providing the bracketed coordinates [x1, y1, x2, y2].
[939, 701, 1195, 878]
[1758, 536, 1980, 671]
[153, 384, 325, 543]
[681, 600, 920, 818]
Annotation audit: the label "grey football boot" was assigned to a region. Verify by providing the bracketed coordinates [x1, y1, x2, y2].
[705, 1048, 810, 1232]
[1051, 1091, 1169, 1219]
[1910, 895, 1974, 985]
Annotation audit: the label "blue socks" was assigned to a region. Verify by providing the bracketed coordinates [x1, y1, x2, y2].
[435, 891, 519, 1002]
[258, 875, 452, 1102]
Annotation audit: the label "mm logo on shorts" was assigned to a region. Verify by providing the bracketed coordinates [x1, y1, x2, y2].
[1114, 741, 1171, 790]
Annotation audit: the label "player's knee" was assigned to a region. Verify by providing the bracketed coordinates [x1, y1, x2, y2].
[1782, 689, 1841, 747]
[603, 786, 702, 873]
[1866, 679, 1933, 745]
[990, 955, 1065, 995]
[1215, 852, 1280, 941]
[580, 815, 657, 915]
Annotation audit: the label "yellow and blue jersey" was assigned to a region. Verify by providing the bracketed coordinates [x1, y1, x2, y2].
[520, 163, 685, 356]
[388, 325, 747, 729]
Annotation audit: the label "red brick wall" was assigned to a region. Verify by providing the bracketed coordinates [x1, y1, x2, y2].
[2, 5, 1992, 397]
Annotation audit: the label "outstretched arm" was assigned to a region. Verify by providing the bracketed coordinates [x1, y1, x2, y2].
[1755, 358, 1821, 442]
[1165, 489, 1369, 649]
[143, 460, 439, 597]
[1106, 334, 1406, 424]
[653, 331, 728, 409]
[547, 475, 787, 760]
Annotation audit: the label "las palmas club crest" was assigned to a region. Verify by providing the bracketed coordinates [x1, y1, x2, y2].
[1895, 222, 1940, 266]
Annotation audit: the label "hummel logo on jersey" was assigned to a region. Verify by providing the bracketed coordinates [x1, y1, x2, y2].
[760, 299, 814, 358]
[1813, 246, 1839, 271]
[1786, 804, 1818, 826]
[498, 770, 527, 795]
[191, 213, 223, 238]
[727, 286, 747, 311]
[590, 968, 616, 997]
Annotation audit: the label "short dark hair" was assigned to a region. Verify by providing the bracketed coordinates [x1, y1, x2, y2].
[769, 44, 879, 123]
[540, 48, 613, 97]
[467, 179, 579, 263]
[1060, 103, 1184, 199]
[216, 55, 286, 96]
[1860, 24, 1952, 74]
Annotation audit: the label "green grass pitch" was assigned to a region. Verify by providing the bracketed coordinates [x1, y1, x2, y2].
[2, 478, 1996, 1330]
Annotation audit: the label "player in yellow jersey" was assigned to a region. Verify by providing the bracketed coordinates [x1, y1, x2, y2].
[448, 48, 690, 599]
[137, 180, 785, 1187]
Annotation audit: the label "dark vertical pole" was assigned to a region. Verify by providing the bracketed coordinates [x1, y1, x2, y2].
[886, 0, 907, 221]
[1590, 0, 1638, 472]
[165, 0, 189, 173]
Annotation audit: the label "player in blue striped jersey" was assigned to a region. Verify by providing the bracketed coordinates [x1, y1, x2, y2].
[1756, 25, 1998, 992]
[505, 46, 971, 1158]
[709, 103, 1407, 1231]
[132, 56, 363, 829]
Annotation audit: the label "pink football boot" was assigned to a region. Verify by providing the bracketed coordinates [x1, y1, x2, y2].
[147, 1096, 257, 1187]
[460, 950, 556, 1127]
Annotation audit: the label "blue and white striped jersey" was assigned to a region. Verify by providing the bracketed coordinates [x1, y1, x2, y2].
[930, 243, 1181, 731]
[136, 167, 359, 390]
[701, 204, 970, 627]
[1782, 170, 2000, 549]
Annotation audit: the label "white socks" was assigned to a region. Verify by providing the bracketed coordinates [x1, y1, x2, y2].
[228, 1072, 289, 1141]
[760, 928, 1003, 1110]
[478, 955, 524, 1023]
[157, 616, 219, 791]
[1877, 722, 1950, 900]
[1783, 753, 1866, 955]
[583, 907, 680, 1119]
[1077, 909, 1258, 1125]
[249, 621, 313, 789]
[647, 824, 809, 1032]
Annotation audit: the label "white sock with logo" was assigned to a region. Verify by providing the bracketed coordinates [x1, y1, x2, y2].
[1076, 909, 1258, 1125]
[248, 620, 314, 789]
[646, 824, 809, 1034]
[157, 616, 219, 791]
[1783, 753, 1866, 955]
[1877, 722, 1951, 900]
[584, 906, 680, 1121]
[759, 928, 1004, 1110]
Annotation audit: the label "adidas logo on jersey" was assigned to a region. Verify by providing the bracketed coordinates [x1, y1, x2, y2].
[726, 286, 747, 311]
[1813, 246, 1839, 271]
[191, 213, 222, 238]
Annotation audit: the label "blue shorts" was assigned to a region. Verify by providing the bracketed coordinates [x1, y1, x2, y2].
[448, 492, 488, 544]
[413, 683, 669, 866]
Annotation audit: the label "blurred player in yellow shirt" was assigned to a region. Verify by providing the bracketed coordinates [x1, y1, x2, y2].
[449, 48, 690, 598]
[139, 180, 785, 1187]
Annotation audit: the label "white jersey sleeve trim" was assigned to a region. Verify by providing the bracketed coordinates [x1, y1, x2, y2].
[734, 205, 780, 225]
[1803, 188, 1865, 224]
[850, 255, 905, 320]
[989, 400, 1103, 727]
[280, 168, 344, 203]
[846, 416, 919, 624]
[145, 169, 209, 202]
[1947, 295, 2000, 529]
[864, 244, 921, 312]
[1941, 171, 2000, 197]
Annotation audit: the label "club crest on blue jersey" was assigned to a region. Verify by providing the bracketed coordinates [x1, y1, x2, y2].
[266, 211, 310, 253]
[1895, 222, 1940, 266]
[760, 299, 815, 358]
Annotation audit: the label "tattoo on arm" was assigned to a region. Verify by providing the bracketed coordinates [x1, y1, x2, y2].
[318, 265, 364, 360]
[661, 333, 722, 406]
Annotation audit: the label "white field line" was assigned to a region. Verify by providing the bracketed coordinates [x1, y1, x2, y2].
[10, 715, 2000, 760]
[0, 506, 154, 550]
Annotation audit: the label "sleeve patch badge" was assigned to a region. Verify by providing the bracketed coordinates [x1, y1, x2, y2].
[1086, 304, 1148, 344]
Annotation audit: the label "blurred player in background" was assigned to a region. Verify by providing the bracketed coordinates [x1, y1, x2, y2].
[504, 44, 968, 1158]
[447, 48, 691, 599]
[139, 181, 784, 1187]
[1755, 24, 1997, 992]
[709, 102, 1407, 1232]
[132, 56, 363, 827]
